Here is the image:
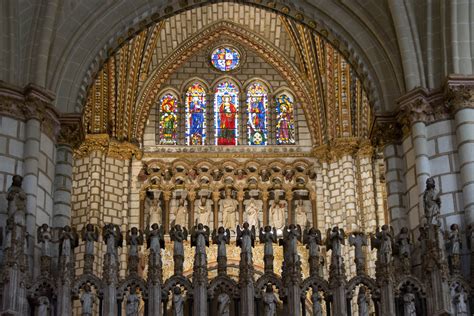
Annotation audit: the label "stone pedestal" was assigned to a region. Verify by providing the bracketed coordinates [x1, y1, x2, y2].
[239, 252, 255, 316]
[147, 252, 163, 316]
[102, 253, 119, 316]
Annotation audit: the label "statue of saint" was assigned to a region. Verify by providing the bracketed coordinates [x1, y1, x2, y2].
[371, 225, 393, 264]
[259, 226, 278, 257]
[37, 296, 50, 316]
[171, 197, 188, 228]
[349, 232, 367, 274]
[148, 196, 162, 226]
[172, 286, 185, 316]
[81, 224, 99, 256]
[269, 196, 287, 230]
[195, 196, 212, 227]
[146, 223, 165, 256]
[59, 225, 78, 265]
[244, 197, 262, 229]
[126, 227, 144, 257]
[220, 189, 238, 229]
[357, 286, 369, 316]
[80, 284, 95, 316]
[126, 286, 140, 316]
[7, 175, 27, 227]
[191, 223, 210, 266]
[311, 291, 323, 316]
[217, 293, 231, 316]
[403, 287, 416, 316]
[212, 227, 230, 257]
[263, 285, 278, 316]
[37, 224, 52, 257]
[294, 198, 308, 228]
[326, 226, 345, 273]
[447, 223, 462, 271]
[423, 177, 441, 226]
[452, 284, 468, 316]
[396, 227, 411, 272]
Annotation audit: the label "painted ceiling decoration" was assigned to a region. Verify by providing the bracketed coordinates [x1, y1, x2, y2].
[82, 3, 372, 147]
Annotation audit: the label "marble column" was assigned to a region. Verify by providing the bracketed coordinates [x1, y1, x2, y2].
[310, 190, 317, 227]
[52, 144, 73, 227]
[237, 190, 244, 224]
[448, 79, 474, 225]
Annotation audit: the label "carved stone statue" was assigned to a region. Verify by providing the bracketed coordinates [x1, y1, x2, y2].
[220, 189, 238, 229]
[126, 286, 140, 316]
[146, 223, 165, 255]
[467, 223, 474, 252]
[102, 223, 123, 260]
[294, 198, 309, 228]
[237, 222, 256, 265]
[191, 223, 210, 266]
[357, 286, 369, 316]
[403, 287, 416, 316]
[81, 224, 99, 256]
[172, 286, 185, 316]
[281, 224, 302, 264]
[195, 196, 212, 226]
[447, 223, 462, 272]
[212, 226, 230, 257]
[311, 290, 323, 316]
[326, 226, 345, 275]
[170, 225, 188, 275]
[37, 296, 50, 316]
[217, 292, 231, 316]
[59, 225, 78, 265]
[244, 197, 262, 229]
[260, 226, 278, 257]
[149, 195, 163, 226]
[127, 227, 144, 257]
[269, 196, 287, 230]
[396, 227, 411, 273]
[371, 225, 393, 265]
[7, 175, 27, 227]
[80, 284, 95, 316]
[349, 232, 367, 275]
[452, 284, 468, 316]
[423, 177, 441, 226]
[37, 224, 52, 257]
[303, 227, 322, 258]
[263, 284, 278, 316]
[171, 197, 188, 228]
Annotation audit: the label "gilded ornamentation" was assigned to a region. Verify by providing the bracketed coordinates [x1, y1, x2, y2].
[74, 133, 142, 159]
[312, 138, 373, 161]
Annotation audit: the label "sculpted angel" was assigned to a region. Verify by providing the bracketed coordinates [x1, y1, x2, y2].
[145, 223, 165, 255]
[37, 224, 53, 257]
[371, 225, 394, 264]
[260, 226, 278, 257]
[170, 225, 188, 258]
[349, 232, 367, 274]
[326, 226, 345, 272]
[303, 227, 322, 258]
[281, 224, 302, 264]
[191, 223, 210, 266]
[103, 223, 123, 259]
[212, 226, 230, 257]
[59, 225, 79, 265]
[237, 222, 256, 264]
[81, 224, 99, 256]
[126, 227, 144, 257]
[7, 175, 27, 226]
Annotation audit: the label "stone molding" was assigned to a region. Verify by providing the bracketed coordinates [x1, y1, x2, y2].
[312, 138, 373, 162]
[0, 81, 60, 140]
[74, 133, 142, 160]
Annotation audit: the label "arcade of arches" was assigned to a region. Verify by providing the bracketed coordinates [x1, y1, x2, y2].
[0, 1, 473, 315]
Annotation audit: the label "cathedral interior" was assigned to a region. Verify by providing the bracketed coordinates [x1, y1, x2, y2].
[0, 1, 473, 315]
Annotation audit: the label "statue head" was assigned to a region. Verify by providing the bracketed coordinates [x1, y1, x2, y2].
[451, 223, 459, 231]
[175, 224, 182, 231]
[12, 175, 22, 187]
[83, 284, 91, 292]
[173, 286, 182, 295]
[63, 225, 71, 232]
[381, 224, 389, 232]
[41, 223, 48, 230]
[264, 225, 272, 232]
[400, 227, 408, 234]
[225, 188, 232, 197]
[218, 226, 225, 234]
[266, 284, 273, 293]
[243, 222, 249, 229]
[200, 196, 207, 205]
[179, 198, 185, 206]
[289, 224, 296, 230]
[197, 223, 204, 230]
[131, 227, 138, 234]
[86, 223, 94, 231]
[151, 223, 159, 230]
[130, 285, 138, 294]
[332, 226, 339, 232]
[426, 177, 435, 190]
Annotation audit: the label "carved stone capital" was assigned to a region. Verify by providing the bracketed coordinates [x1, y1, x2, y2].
[370, 114, 403, 147]
[313, 138, 373, 161]
[74, 133, 143, 160]
[445, 76, 474, 113]
[108, 139, 142, 160]
[58, 114, 83, 148]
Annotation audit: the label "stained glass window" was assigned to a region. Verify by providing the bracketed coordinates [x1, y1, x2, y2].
[158, 93, 178, 145]
[211, 47, 240, 72]
[246, 82, 268, 145]
[185, 83, 207, 145]
[215, 81, 239, 145]
[276, 94, 296, 145]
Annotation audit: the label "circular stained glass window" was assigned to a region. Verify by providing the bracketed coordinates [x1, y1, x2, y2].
[211, 47, 241, 71]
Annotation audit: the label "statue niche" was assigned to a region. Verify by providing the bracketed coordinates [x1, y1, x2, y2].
[145, 189, 163, 228]
[219, 188, 238, 230]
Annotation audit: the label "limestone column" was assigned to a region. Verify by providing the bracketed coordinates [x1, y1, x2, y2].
[212, 190, 220, 229]
[52, 143, 73, 227]
[262, 189, 269, 226]
[448, 79, 474, 225]
[163, 190, 172, 233]
[341, 154, 358, 231]
[188, 190, 196, 228]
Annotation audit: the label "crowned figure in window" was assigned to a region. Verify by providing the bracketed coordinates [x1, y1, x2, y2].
[218, 93, 237, 145]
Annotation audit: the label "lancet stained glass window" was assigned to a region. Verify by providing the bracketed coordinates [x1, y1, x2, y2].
[211, 47, 240, 72]
[215, 81, 239, 145]
[186, 83, 207, 145]
[276, 94, 296, 145]
[158, 93, 178, 145]
[246, 82, 268, 145]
